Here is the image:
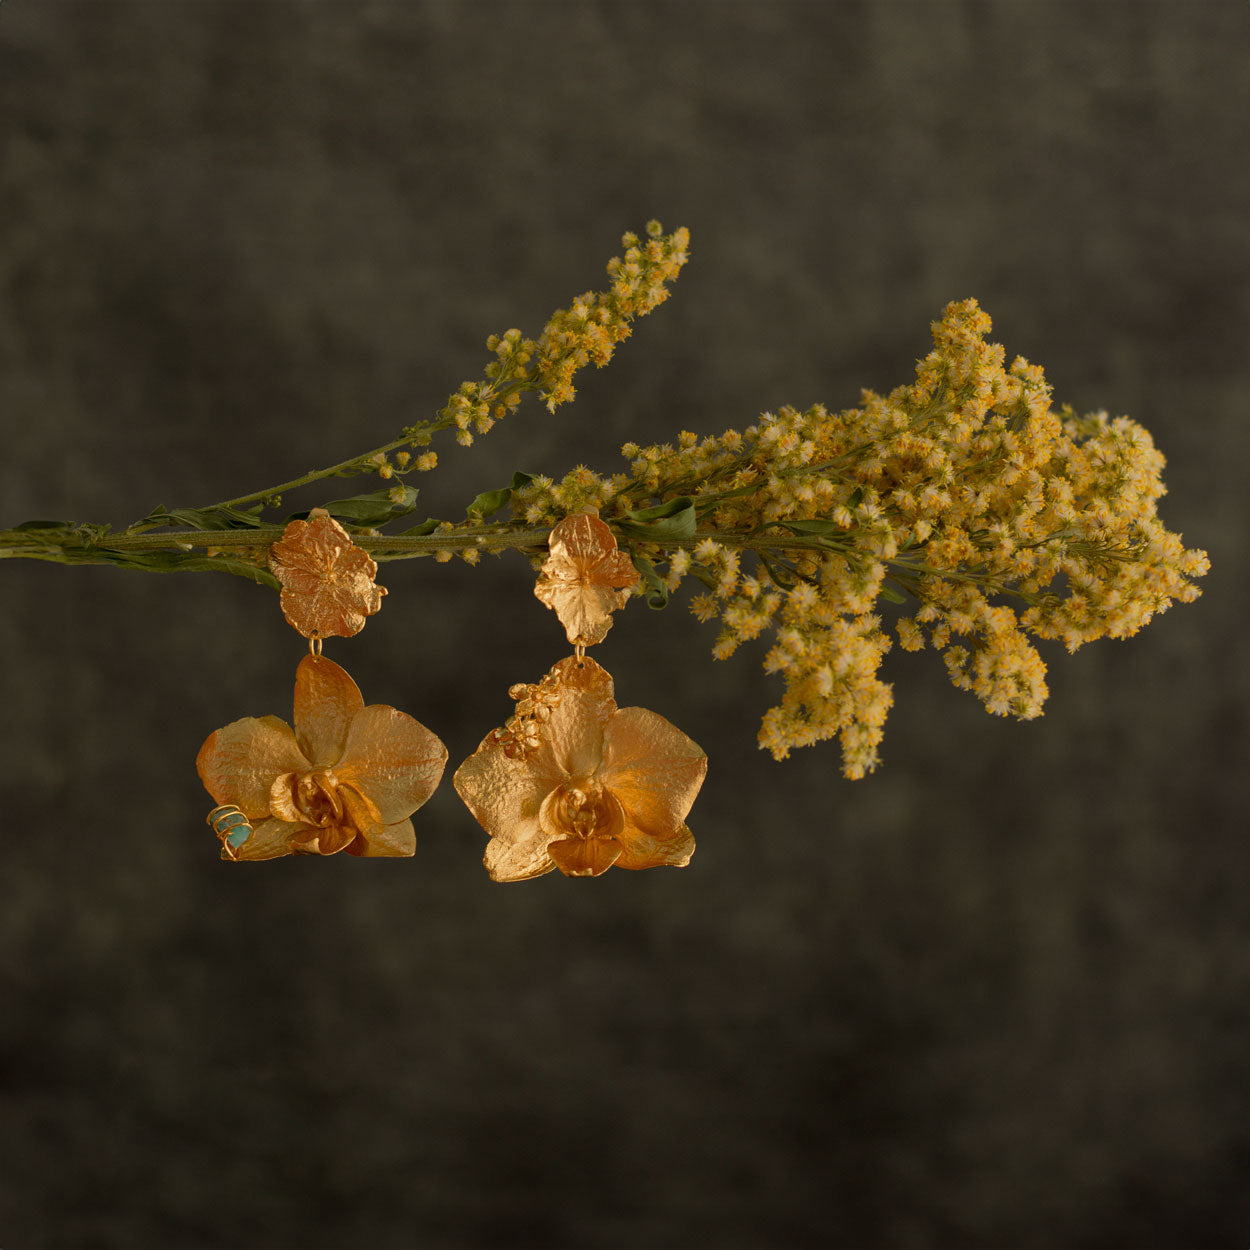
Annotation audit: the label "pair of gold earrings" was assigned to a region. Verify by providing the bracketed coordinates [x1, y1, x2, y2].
[196, 509, 707, 881]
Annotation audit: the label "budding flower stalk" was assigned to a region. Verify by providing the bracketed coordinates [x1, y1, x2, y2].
[3, 229, 1207, 785]
[511, 298, 1208, 778]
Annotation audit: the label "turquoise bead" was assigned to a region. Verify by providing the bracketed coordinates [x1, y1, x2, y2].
[225, 825, 252, 849]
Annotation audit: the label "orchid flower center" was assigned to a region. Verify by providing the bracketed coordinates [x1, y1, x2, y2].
[546, 777, 624, 841]
[293, 769, 344, 827]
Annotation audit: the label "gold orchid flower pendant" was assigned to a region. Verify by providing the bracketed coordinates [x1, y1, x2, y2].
[198, 654, 447, 860]
[454, 654, 707, 880]
[454, 510, 708, 881]
[195, 509, 446, 861]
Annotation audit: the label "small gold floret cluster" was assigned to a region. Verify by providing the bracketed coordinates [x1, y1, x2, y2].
[490, 673, 565, 760]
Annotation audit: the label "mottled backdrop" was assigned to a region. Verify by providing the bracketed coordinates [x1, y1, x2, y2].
[1, 3, 1247, 1247]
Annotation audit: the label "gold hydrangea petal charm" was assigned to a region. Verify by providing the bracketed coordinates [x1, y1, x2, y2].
[269, 508, 386, 641]
[454, 654, 707, 881]
[534, 509, 642, 647]
[197, 655, 447, 861]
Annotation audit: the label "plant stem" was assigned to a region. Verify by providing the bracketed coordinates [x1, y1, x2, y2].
[193, 428, 441, 514]
[2, 522, 865, 562]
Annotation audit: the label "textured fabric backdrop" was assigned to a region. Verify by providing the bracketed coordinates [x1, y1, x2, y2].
[1, 3, 1247, 1247]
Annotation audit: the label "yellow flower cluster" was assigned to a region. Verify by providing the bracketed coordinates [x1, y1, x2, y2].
[514, 464, 631, 526]
[514, 298, 1207, 778]
[435, 221, 690, 448]
[529, 221, 690, 411]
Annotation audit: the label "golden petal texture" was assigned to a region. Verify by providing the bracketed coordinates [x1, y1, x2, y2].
[196, 715, 310, 820]
[230, 816, 307, 861]
[483, 835, 559, 883]
[614, 822, 696, 871]
[345, 818, 417, 858]
[453, 740, 555, 850]
[336, 705, 449, 825]
[548, 836, 623, 877]
[454, 654, 706, 881]
[293, 654, 365, 765]
[534, 512, 641, 646]
[269, 509, 386, 640]
[453, 656, 615, 849]
[196, 656, 445, 862]
[601, 706, 708, 840]
[290, 824, 357, 856]
[532, 656, 617, 779]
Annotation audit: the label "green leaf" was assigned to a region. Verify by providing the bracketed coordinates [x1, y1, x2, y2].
[288, 486, 419, 528]
[847, 486, 864, 509]
[616, 496, 697, 540]
[466, 471, 536, 519]
[175, 555, 281, 589]
[69, 547, 280, 589]
[3, 519, 109, 550]
[879, 584, 906, 605]
[135, 504, 266, 532]
[392, 517, 444, 537]
[631, 555, 669, 609]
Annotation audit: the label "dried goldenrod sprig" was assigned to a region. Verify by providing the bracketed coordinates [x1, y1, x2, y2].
[0, 223, 1207, 783]
[0, 221, 690, 577]
[512, 298, 1205, 778]
[136, 221, 688, 516]
[436, 219, 690, 446]
[207, 218, 686, 511]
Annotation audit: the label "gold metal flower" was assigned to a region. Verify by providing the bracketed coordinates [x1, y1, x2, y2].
[269, 508, 386, 640]
[196, 655, 447, 860]
[534, 510, 641, 647]
[454, 655, 707, 881]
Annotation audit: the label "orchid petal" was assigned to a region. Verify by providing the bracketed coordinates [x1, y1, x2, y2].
[229, 816, 306, 861]
[336, 705, 447, 824]
[484, 834, 558, 882]
[196, 715, 309, 820]
[293, 655, 364, 766]
[454, 737, 553, 847]
[346, 818, 416, 858]
[601, 706, 708, 837]
[290, 823, 356, 856]
[615, 822, 696, 870]
[531, 656, 616, 780]
[548, 836, 623, 877]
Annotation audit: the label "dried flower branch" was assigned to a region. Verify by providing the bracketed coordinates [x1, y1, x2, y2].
[0, 227, 1208, 777]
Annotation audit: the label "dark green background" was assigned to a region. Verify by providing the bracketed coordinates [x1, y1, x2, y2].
[1, 3, 1247, 1247]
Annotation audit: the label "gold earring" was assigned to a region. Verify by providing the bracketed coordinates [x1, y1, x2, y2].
[454, 509, 707, 881]
[196, 509, 447, 861]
